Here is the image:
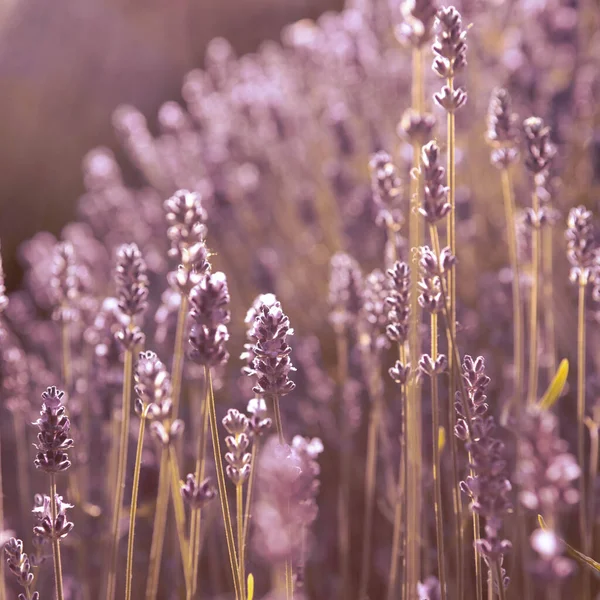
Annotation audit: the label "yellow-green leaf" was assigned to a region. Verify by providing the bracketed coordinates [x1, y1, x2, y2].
[538, 515, 600, 576]
[538, 359, 569, 410]
[247, 573, 254, 600]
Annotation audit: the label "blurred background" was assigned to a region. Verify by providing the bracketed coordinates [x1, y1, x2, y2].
[0, 0, 341, 290]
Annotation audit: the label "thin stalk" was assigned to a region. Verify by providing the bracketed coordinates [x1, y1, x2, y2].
[125, 405, 150, 600]
[406, 44, 424, 598]
[335, 331, 351, 600]
[494, 560, 507, 600]
[577, 279, 590, 600]
[106, 347, 133, 600]
[542, 225, 556, 379]
[50, 475, 65, 600]
[242, 442, 258, 558]
[61, 321, 72, 392]
[586, 417, 599, 566]
[171, 295, 189, 418]
[168, 445, 192, 591]
[189, 375, 211, 597]
[272, 396, 285, 445]
[430, 312, 447, 600]
[358, 369, 382, 600]
[145, 450, 170, 600]
[0, 431, 5, 600]
[206, 369, 241, 600]
[527, 192, 541, 405]
[501, 168, 524, 417]
[386, 345, 407, 600]
[445, 76, 464, 600]
[236, 484, 245, 598]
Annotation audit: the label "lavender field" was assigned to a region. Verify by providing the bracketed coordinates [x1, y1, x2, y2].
[1, 0, 600, 599]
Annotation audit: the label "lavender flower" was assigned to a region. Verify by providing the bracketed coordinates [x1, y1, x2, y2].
[180, 474, 216, 509]
[432, 6, 468, 111]
[248, 299, 296, 400]
[223, 409, 252, 485]
[386, 261, 411, 345]
[50, 241, 84, 324]
[395, 0, 438, 49]
[328, 253, 363, 335]
[456, 357, 512, 582]
[418, 141, 451, 224]
[565, 206, 598, 284]
[486, 88, 519, 168]
[33, 386, 73, 473]
[114, 243, 149, 350]
[253, 435, 323, 564]
[4, 538, 39, 600]
[523, 117, 555, 177]
[368, 151, 403, 230]
[32, 494, 74, 541]
[246, 397, 273, 437]
[188, 271, 231, 367]
[241, 293, 278, 377]
[134, 350, 172, 414]
[417, 245, 455, 314]
[398, 109, 436, 146]
[362, 269, 390, 354]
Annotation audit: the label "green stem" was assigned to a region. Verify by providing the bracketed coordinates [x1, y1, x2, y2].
[206, 369, 241, 600]
[430, 312, 447, 600]
[145, 450, 170, 600]
[106, 347, 133, 600]
[527, 192, 541, 405]
[50, 475, 65, 600]
[358, 372, 382, 600]
[242, 442, 259, 555]
[168, 445, 192, 591]
[542, 225, 556, 379]
[577, 279, 590, 600]
[386, 346, 406, 600]
[272, 395, 285, 445]
[125, 405, 149, 600]
[335, 331, 351, 600]
[237, 484, 245, 598]
[189, 375, 211, 597]
[171, 295, 189, 418]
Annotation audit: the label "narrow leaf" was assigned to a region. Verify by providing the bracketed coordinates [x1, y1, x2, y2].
[538, 359, 569, 410]
[538, 515, 600, 577]
[247, 573, 254, 600]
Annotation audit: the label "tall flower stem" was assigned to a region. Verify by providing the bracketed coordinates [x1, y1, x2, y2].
[501, 168, 524, 417]
[406, 44, 424, 598]
[106, 347, 133, 600]
[168, 446, 192, 590]
[272, 395, 285, 445]
[125, 404, 150, 600]
[387, 345, 407, 600]
[443, 71, 465, 600]
[431, 223, 482, 600]
[0, 431, 5, 600]
[146, 450, 170, 600]
[242, 441, 259, 549]
[50, 475, 65, 600]
[527, 192, 541, 405]
[206, 369, 241, 600]
[171, 295, 189, 418]
[577, 278, 590, 600]
[542, 226, 556, 378]
[430, 312, 447, 600]
[358, 363, 382, 600]
[335, 330, 351, 600]
[189, 376, 210, 598]
[236, 484, 245, 598]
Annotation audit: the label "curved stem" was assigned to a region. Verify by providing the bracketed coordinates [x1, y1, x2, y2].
[50, 475, 65, 600]
[125, 405, 149, 600]
[206, 369, 241, 600]
[106, 347, 133, 600]
[237, 484, 245, 598]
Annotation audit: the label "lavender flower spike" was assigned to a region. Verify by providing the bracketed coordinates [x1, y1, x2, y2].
[34, 386, 74, 474]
